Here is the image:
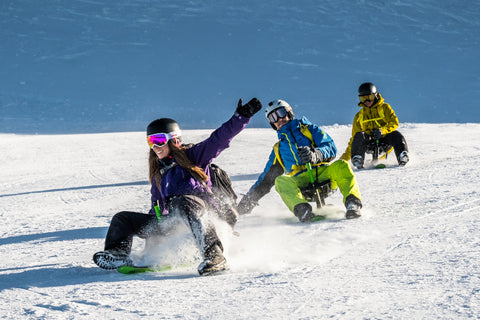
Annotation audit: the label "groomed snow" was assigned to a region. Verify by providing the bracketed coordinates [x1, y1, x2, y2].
[1, 123, 479, 319]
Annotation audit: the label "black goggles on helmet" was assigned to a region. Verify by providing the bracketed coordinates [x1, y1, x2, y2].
[267, 107, 288, 123]
[359, 94, 376, 103]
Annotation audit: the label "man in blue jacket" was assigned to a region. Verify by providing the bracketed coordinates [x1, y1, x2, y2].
[237, 99, 362, 222]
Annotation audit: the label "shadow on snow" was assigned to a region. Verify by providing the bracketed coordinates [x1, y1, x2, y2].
[0, 265, 197, 291]
[0, 173, 259, 199]
[0, 227, 108, 246]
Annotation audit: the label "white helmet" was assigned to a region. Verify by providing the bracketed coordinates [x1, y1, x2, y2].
[265, 99, 295, 129]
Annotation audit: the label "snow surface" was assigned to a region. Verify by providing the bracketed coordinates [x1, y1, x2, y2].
[1, 1, 480, 318]
[1, 123, 480, 319]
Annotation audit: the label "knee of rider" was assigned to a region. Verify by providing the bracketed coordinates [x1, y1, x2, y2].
[113, 211, 130, 221]
[274, 174, 284, 185]
[331, 159, 348, 170]
[274, 174, 292, 190]
[354, 131, 365, 139]
[168, 195, 194, 210]
[335, 159, 348, 166]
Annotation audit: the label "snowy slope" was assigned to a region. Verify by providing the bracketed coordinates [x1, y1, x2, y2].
[1, 123, 479, 319]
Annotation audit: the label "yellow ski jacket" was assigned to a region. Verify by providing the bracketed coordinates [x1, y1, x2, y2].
[340, 93, 399, 161]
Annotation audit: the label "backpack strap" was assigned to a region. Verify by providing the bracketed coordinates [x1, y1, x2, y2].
[273, 141, 287, 172]
[159, 162, 177, 175]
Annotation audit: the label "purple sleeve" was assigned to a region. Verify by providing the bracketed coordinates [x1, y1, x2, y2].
[187, 113, 250, 167]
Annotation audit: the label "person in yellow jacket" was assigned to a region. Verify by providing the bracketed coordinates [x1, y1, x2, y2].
[341, 82, 409, 169]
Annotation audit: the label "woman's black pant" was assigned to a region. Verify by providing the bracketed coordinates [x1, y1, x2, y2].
[104, 195, 222, 256]
[351, 130, 408, 163]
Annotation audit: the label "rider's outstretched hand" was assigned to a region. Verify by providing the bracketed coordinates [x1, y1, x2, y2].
[236, 98, 262, 118]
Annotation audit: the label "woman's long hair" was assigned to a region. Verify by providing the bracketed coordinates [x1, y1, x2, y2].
[148, 139, 208, 189]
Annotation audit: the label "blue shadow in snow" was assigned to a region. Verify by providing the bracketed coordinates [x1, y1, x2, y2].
[0, 265, 197, 291]
[0, 227, 108, 246]
[0, 226, 198, 290]
[0, 181, 149, 198]
[0, 173, 259, 199]
[230, 173, 259, 182]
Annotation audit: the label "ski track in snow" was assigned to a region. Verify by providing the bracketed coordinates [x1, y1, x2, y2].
[0, 124, 480, 319]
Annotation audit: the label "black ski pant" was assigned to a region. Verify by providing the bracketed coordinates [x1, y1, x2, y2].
[104, 195, 222, 256]
[351, 130, 408, 164]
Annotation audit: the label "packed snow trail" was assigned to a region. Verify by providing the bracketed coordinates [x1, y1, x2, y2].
[0, 124, 479, 319]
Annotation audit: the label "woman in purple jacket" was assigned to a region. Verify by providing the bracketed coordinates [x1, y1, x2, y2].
[94, 98, 261, 275]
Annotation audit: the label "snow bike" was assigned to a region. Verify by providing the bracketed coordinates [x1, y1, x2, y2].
[299, 163, 333, 209]
[366, 139, 393, 168]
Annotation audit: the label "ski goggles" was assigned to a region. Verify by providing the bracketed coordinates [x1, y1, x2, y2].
[147, 131, 181, 149]
[267, 107, 288, 123]
[359, 94, 376, 103]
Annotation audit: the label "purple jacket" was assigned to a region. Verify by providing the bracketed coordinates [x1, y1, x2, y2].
[149, 113, 249, 215]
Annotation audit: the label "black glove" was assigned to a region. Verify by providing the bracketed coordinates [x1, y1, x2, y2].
[237, 194, 258, 215]
[298, 146, 323, 164]
[236, 98, 262, 118]
[372, 128, 383, 140]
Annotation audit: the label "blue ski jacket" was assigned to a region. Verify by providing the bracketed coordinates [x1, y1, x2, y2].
[249, 117, 337, 192]
[149, 113, 250, 215]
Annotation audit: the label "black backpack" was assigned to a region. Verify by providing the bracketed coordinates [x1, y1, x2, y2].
[168, 144, 239, 228]
[209, 163, 238, 228]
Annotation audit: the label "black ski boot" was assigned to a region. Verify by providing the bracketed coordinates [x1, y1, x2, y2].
[198, 244, 228, 276]
[345, 195, 362, 219]
[398, 151, 409, 166]
[294, 203, 315, 223]
[351, 155, 364, 169]
[93, 249, 133, 270]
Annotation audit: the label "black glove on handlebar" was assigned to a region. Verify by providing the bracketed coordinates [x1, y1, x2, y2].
[372, 129, 383, 140]
[298, 146, 323, 164]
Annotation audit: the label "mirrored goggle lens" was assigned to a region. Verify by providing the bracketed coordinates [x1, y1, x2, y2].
[147, 133, 170, 148]
[267, 107, 288, 123]
[359, 94, 375, 103]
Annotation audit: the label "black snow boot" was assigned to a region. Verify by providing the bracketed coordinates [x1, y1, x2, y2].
[293, 203, 315, 223]
[345, 195, 362, 219]
[198, 244, 228, 276]
[351, 155, 364, 169]
[398, 151, 409, 166]
[93, 249, 133, 270]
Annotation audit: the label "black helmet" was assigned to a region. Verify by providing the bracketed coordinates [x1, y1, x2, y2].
[146, 118, 181, 136]
[358, 82, 377, 96]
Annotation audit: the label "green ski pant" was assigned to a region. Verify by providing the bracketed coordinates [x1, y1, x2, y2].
[274, 159, 361, 212]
